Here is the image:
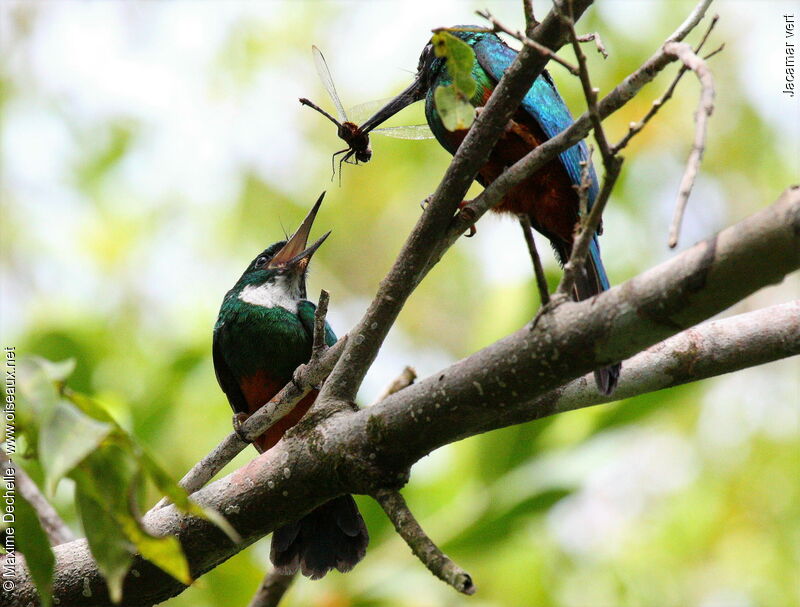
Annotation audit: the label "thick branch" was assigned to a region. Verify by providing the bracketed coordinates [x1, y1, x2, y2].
[505, 300, 800, 425]
[12, 187, 799, 607]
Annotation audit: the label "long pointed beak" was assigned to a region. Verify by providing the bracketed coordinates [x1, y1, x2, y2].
[359, 74, 428, 133]
[268, 192, 331, 271]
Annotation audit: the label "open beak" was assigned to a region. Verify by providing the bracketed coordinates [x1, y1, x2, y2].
[268, 192, 331, 272]
[359, 74, 428, 133]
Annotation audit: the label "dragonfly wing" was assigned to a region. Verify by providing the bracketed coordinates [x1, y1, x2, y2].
[373, 124, 435, 140]
[312, 45, 348, 123]
[349, 98, 422, 125]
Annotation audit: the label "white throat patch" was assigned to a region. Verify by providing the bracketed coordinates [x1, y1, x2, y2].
[238, 274, 301, 313]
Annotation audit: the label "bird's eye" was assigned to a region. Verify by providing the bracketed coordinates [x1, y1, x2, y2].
[254, 256, 268, 268]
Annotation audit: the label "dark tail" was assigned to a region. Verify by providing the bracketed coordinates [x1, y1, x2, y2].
[270, 495, 368, 580]
[553, 236, 621, 395]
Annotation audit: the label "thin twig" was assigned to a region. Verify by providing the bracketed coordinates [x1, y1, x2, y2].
[374, 489, 476, 596]
[369, 368, 472, 594]
[667, 0, 714, 42]
[247, 570, 296, 607]
[555, 1, 624, 297]
[311, 289, 330, 361]
[577, 32, 608, 58]
[576, 146, 594, 218]
[370, 366, 417, 407]
[663, 40, 716, 248]
[474, 10, 580, 75]
[518, 216, 551, 306]
[522, 0, 539, 37]
[612, 14, 719, 154]
[1, 447, 75, 545]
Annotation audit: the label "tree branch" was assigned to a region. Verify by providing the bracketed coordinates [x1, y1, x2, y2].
[518, 215, 551, 306]
[556, 2, 624, 297]
[246, 570, 295, 607]
[1, 449, 76, 546]
[663, 40, 716, 248]
[612, 14, 719, 154]
[374, 489, 475, 595]
[11, 187, 799, 606]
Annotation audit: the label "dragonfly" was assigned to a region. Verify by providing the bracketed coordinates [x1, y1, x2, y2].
[300, 45, 433, 180]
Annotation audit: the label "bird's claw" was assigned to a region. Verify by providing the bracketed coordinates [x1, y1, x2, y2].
[457, 200, 478, 237]
[232, 412, 252, 443]
[420, 195, 433, 211]
[531, 294, 568, 328]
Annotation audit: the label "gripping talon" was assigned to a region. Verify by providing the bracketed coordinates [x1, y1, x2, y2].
[458, 200, 478, 237]
[232, 412, 252, 443]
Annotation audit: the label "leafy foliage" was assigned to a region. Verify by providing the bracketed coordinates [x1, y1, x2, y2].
[1, 2, 798, 606]
[15, 358, 238, 603]
[431, 30, 477, 131]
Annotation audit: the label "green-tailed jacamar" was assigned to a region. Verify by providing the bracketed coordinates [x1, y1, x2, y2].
[213, 193, 368, 579]
[360, 28, 621, 394]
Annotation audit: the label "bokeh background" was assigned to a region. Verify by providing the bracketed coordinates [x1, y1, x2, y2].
[2, 1, 799, 606]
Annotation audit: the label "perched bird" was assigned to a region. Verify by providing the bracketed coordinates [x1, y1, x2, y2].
[212, 194, 368, 578]
[360, 28, 620, 394]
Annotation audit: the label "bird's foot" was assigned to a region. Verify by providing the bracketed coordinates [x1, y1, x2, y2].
[457, 200, 477, 237]
[232, 412, 252, 443]
[531, 293, 569, 328]
[422, 196, 477, 236]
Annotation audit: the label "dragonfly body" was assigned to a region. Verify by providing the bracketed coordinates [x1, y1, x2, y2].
[301, 46, 432, 178]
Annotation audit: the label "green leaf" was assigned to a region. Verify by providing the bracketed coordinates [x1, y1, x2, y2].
[141, 453, 241, 544]
[74, 482, 133, 604]
[73, 445, 192, 598]
[121, 520, 191, 587]
[433, 84, 475, 131]
[13, 492, 55, 607]
[64, 389, 116, 424]
[430, 31, 478, 132]
[40, 399, 112, 496]
[431, 31, 477, 97]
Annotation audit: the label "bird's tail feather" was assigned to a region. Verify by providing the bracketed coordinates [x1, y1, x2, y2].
[270, 495, 368, 580]
[553, 236, 620, 395]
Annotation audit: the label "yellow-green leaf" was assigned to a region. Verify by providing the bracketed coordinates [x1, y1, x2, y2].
[13, 492, 55, 607]
[431, 31, 477, 98]
[141, 453, 241, 544]
[74, 483, 133, 604]
[40, 399, 112, 496]
[434, 84, 475, 131]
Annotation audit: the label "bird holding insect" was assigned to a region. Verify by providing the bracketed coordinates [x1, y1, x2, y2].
[360, 28, 621, 394]
[300, 45, 433, 179]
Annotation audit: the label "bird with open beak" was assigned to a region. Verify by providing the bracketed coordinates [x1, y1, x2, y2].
[212, 193, 368, 579]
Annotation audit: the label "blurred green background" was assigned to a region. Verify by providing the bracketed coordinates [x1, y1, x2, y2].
[1, 1, 798, 606]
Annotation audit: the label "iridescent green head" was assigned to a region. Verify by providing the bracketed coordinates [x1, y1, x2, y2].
[227, 192, 330, 308]
[359, 26, 493, 133]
